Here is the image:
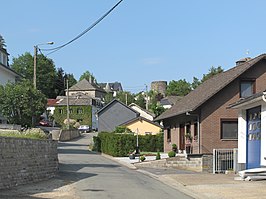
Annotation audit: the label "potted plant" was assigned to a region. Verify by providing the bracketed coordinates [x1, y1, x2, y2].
[172, 143, 178, 152]
[140, 155, 146, 162]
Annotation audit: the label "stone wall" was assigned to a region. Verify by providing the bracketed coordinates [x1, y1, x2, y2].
[59, 129, 80, 141]
[135, 154, 213, 173]
[0, 137, 58, 189]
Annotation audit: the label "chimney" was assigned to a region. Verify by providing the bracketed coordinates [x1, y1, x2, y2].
[236, 57, 251, 66]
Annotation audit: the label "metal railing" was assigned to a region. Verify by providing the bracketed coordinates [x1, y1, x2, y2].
[213, 148, 238, 174]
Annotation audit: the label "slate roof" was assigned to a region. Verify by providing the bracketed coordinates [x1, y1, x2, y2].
[155, 54, 266, 121]
[98, 82, 123, 92]
[160, 96, 183, 106]
[119, 116, 163, 128]
[97, 99, 139, 116]
[69, 79, 106, 93]
[55, 97, 92, 106]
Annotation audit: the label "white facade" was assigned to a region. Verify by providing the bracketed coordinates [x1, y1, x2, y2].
[0, 65, 17, 85]
[129, 104, 154, 121]
[235, 96, 266, 168]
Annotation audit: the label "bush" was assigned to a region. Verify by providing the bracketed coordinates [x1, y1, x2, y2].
[156, 151, 161, 160]
[168, 151, 176, 158]
[94, 132, 164, 157]
[140, 155, 146, 162]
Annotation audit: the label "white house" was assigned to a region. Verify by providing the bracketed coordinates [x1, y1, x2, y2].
[230, 91, 266, 170]
[0, 47, 20, 124]
[129, 103, 155, 121]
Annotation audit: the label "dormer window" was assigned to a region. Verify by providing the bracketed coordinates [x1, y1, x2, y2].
[240, 80, 255, 98]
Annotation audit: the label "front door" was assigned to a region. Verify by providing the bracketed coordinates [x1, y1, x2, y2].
[246, 106, 261, 169]
[179, 124, 185, 150]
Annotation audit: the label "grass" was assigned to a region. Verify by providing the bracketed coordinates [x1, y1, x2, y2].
[0, 128, 49, 140]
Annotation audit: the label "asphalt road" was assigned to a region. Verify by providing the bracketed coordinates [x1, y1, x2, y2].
[58, 133, 193, 199]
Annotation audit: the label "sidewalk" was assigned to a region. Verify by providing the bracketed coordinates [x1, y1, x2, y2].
[112, 155, 266, 199]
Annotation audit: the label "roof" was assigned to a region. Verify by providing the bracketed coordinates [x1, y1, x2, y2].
[69, 79, 106, 93]
[55, 96, 92, 106]
[98, 82, 123, 92]
[47, 99, 60, 106]
[160, 96, 183, 106]
[228, 91, 265, 109]
[97, 99, 139, 116]
[119, 116, 163, 128]
[155, 54, 266, 121]
[129, 103, 156, 118]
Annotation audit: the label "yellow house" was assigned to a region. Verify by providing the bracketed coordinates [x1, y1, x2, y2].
[121, 116, 162, 135]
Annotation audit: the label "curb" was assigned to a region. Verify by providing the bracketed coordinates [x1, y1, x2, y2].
[101, 153, 138, 170]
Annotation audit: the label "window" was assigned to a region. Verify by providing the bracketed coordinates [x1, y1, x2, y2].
[194, 122, 198, 140]
[77, 108, 83, 114]
[167, 128, 171, 142]
[221, 120, 238, 139]
[240, 80, 255, 98]
[59, 109, 63, 114]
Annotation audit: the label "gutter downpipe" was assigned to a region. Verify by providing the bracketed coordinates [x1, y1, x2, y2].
[186, 111, 200, 154]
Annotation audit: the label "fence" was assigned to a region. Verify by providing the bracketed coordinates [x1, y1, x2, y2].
[213, 148, 238, 174]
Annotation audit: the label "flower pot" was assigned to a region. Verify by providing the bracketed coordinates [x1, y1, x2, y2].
[129, 154, 135, 159]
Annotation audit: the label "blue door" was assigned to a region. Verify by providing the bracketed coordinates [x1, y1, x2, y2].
[246, 106, 261, 169]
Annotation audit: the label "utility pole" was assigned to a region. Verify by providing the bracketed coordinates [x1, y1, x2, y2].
[66, 78, 70, 130]
[33, 46, 38, 89]
[145, 84, 148, 110]
[125, 93, 128, 105]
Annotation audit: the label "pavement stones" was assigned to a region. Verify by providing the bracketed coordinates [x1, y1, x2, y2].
[112, 155, 266, 199]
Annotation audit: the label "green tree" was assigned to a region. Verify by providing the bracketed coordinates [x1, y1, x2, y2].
[116, 91, 135, 105]
[192, 66, 224, 89]
[104, 92, 114, 104]
[54, 67, 65, 96]
[202, 66, 223, 82]
[150, 104, 165, 117]
[11, 52, 57, 98]
[79, 70, 96, 83]
[0, 80, 47, 127]
[134, 93, 146, 109]
[67, 73, 77, 87]
[166, 79, 192, 96]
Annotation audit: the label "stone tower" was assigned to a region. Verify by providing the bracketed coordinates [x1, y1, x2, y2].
[151, 81, 167, 96]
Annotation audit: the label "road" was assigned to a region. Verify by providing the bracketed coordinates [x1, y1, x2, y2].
[58, 133, 192, 199]
[0, 133, 192, 199]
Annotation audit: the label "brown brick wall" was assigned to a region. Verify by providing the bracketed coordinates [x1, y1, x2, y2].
[163, 59, 266, 154]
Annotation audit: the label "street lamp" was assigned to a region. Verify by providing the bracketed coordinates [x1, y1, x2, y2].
[33, 42, 54, 89]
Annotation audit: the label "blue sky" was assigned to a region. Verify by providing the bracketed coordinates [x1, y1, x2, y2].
[2, 0, 266, 93]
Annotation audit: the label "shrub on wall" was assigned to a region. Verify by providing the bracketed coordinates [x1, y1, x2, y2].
[93, 132, 164, 157]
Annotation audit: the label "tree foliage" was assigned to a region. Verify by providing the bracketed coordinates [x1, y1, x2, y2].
[0, 80, 47, 127]
[11, 52, 57, 98]
[166, 79, 192, 96]
[115, 91, 135, 105]
[79, 70, 96, 83]
[54, 68, 77, 96]
[192, 66, 224, 89]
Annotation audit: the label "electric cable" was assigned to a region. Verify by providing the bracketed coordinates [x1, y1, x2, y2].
[40, 0, 123, 55]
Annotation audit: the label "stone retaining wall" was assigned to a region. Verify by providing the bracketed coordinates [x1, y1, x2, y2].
[59, 129, 80, 141]
[0, 137, 58, 189]
[135, 154, 213, 172]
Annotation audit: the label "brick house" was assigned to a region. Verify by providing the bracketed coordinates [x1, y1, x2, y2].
[155, 54, 266, 154]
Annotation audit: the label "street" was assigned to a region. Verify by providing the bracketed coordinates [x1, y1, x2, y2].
[58, 133, 192, 199]
[0, 133, 192, 199]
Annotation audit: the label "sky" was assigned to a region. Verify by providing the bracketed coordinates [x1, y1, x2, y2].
[2, 0, 266, 93]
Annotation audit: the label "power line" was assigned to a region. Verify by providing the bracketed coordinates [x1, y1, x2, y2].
[40, 0, 124, 56]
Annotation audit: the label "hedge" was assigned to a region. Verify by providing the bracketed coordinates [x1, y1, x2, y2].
[93, 132, 163, 157]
